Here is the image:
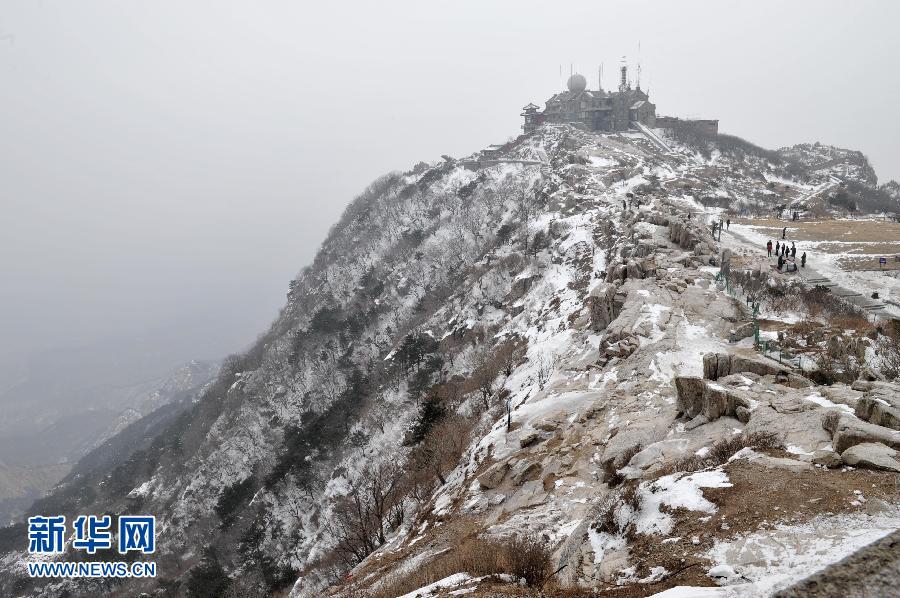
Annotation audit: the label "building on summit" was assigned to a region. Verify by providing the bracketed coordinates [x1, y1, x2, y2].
[522, 65, 656, 134]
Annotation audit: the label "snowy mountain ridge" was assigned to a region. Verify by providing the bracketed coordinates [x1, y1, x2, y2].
[2, 125, 900, 597]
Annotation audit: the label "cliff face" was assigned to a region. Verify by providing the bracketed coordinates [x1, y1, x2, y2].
[3, 125, 900, 598]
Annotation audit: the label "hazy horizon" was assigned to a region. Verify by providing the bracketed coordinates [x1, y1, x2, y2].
[2, 0, 899, 368]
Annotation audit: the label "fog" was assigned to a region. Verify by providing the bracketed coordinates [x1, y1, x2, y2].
[1, 0, 898, 373]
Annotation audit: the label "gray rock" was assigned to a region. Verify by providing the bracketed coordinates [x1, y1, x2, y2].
[840, 443, 900, 473]
[703, 352, 792, 381]
[509, 460, 543, 486]
[733, 321, 756, 341]
[519, 428, 544, 448]
[478, 462, 509, 489]
[742, 451, 813, 473]
[811, 448, 842, 468]
[866, 497, 892, 516]
[675, 376, 757, 422]
[586, 283, 619, 332]
[774, 529, 900, 598]
[855, 388, 900, 431]
[823, 412, 900, 454]
[675, 376, 706, 417]
[684, 413, 710, 430]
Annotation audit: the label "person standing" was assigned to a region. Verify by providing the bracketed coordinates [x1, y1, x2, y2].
[782, 226, 787, 239]
[791, 242, 796, 258]
[726, 218, 731, 230]
[767, 240, 773, 256]
[775, 241, 780, 254]
[777, 254, 784, 271]
[801, 252, 807, 268]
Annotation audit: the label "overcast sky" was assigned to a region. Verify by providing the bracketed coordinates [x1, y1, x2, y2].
[1, 0, 898, 370]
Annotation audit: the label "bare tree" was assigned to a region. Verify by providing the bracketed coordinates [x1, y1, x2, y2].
[535, 353, 556, 391]
[330, 462, 405, 566]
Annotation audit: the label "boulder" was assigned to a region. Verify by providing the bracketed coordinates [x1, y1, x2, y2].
[745, 453, 812, 473]
[509, 460, 543, 486]
[519, 428, 544, 448]
[625, 260, 644, 280]
[822, 412, 900, 454]
[535, 411, 566, 432]
[586, 283, 619, 332]
[703, 352, 792, 381]
[840, 443, 900, 473]
[733, 321, 756, 341]
[675, 376, 757, 422]
[811, 448, 842, 468]
[624, 438, 690, 473]
[675, 376, 706, 417]
[820, 385, 862, 410]
[855, 389, 900, 431]
[478, 462, 509, 489]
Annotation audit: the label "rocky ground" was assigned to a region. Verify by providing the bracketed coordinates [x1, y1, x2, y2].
[329, 129, 900, 598]
[4, 125, 898, 598]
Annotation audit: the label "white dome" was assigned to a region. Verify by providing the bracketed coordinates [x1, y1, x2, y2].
[567, 73, 587, 93]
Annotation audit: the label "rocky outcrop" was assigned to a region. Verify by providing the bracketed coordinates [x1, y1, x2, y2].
[674, 376, 757, 421]
[822, 411, 900, 454]
[840, 442, 900, 472]
[509, 459, 543, 486]
[668, 217, 701, 250]
[811, 448, 842, 468]
[599, 331, 640, 361]
[854, 383, 900, 431]
[477, 462, 509, 489]
[586, 283, 621, 331]
[702, 352, 808, 385]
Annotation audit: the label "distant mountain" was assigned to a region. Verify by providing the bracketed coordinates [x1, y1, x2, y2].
[0, 360, 217, 525]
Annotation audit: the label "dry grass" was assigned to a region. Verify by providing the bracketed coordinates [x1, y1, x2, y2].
[362, 534, 553, 598]
[735, 217, 900, 244]
[660, 431, 784, 476]
[594, 482, 643, 540]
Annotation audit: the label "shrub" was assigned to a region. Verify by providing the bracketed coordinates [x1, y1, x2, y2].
[369, 534, 552, 597]
[662, 431, 784, 474]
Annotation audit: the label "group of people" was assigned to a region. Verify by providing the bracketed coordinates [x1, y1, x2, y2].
[710, 218, 731, 241]
[766, 238, 806, 272]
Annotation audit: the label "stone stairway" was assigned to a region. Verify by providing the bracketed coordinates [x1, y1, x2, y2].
[801, 273, 887, 315]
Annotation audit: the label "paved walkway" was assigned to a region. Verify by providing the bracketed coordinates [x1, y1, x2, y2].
[719, 224, 889, 318]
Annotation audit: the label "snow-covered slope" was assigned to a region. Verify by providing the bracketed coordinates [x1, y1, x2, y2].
[2, 125, 899, 598]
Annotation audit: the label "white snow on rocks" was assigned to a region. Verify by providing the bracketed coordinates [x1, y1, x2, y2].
[636, 469, 733, 535]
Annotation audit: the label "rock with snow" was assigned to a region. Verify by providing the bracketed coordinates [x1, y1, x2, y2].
[811, 448, 842, 468]
[822, 412, 900, 454]
[855, 385, 900, 431]
[518, 428, 545, 448]
[477, 462, 509, 489]
[509, 459, 542, 486]
[840, 442, 900, 473]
